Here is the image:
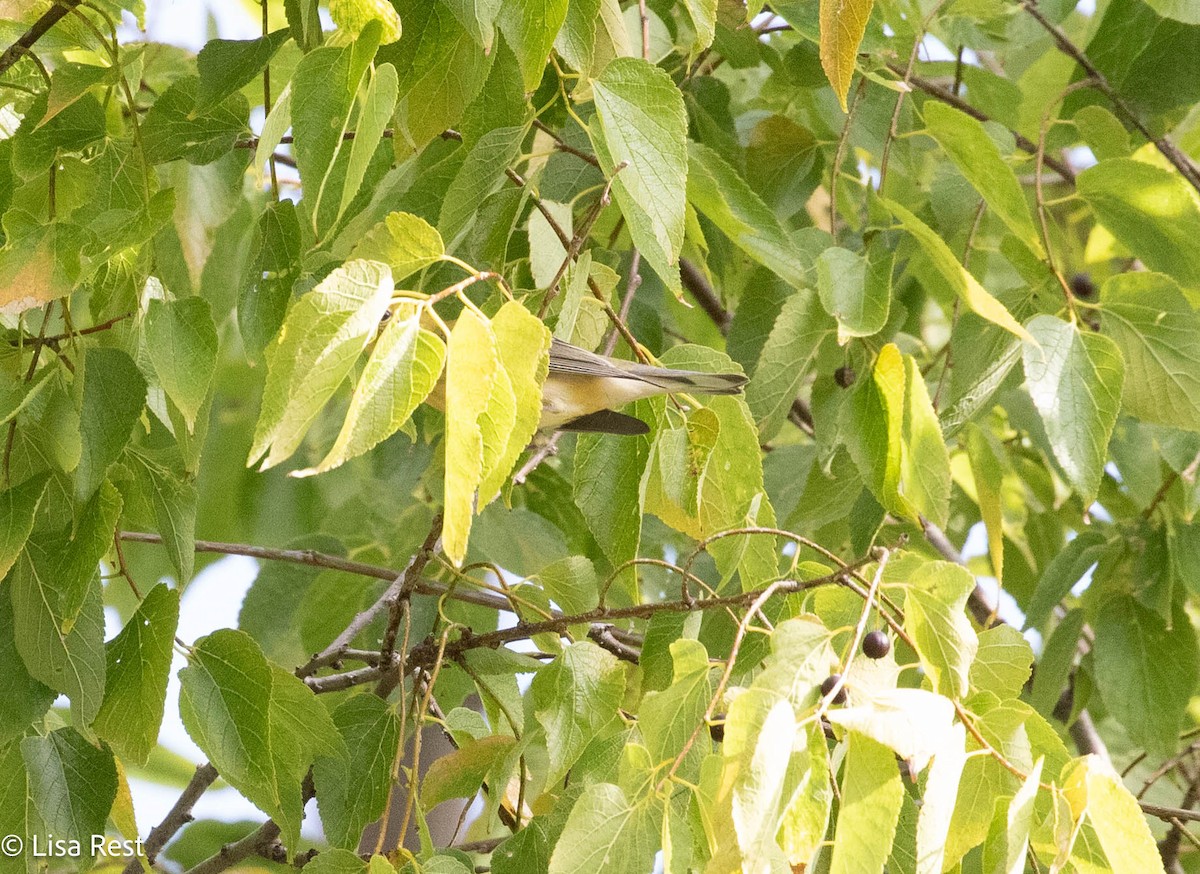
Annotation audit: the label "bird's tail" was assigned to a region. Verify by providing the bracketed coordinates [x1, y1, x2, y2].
[626, 366, 748, 396]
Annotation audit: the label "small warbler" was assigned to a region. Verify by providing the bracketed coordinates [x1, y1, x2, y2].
[537, 338, 746, 434]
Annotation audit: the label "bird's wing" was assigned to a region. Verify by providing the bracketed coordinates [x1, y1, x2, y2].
[547, 337, 644, 380]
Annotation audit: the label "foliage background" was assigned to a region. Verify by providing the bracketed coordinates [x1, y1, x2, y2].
[2, 0, 1200, 872]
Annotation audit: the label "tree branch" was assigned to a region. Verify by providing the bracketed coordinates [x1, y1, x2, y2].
[893, 66, 1076, 182]
[0, 0, 85, 75]
[121, 763, 219, 874]
[1018, 0, 1200, 192]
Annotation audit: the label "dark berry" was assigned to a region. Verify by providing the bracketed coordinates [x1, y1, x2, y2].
[862, 630, 891, 659]
[709, 717, 725, 744]
[834, 366, 856, 388]
[820, 674, 847, 704]
[1070, 273, 1096, 300]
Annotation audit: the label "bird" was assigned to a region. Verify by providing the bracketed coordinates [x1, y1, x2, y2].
[386, 307, 749, 436]
[538, 337, 747, 435]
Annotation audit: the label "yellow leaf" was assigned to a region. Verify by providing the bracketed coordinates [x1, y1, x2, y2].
[820, 0, 875, 111]
[478, 301, 551, 505]
[443, 309, 500, 565]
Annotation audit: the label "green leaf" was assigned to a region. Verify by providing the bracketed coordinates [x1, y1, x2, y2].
[816, 245, 891, 343]
[21, 728, 117, 856]
[532, 642, 625, 787]
[915, 723, 966, 874]
[314, 696, 402, 849]
[1025, 530, 1108, 631]
[746, 289, 834, 441]
[685, 141, 814, 289]
[923, 102, 1044, 258]
[1063, 755, 1164, 874]
[77, 347, 147, 504]
[899, 560, 978, 699]
[140, 76, 248, 165]
[819, 0, 874, 110]
[422, 734, 516, 807]
[1100, 272, 1200, 432]
[249, 259, 395, 471]
[537, 555, 599, 615]
[352, 212, 447, 282]
[11, 534, 108, 724]
[547, 782, 661, 874]
[0, 474, 48, 583]
[478, 301, 551, 503]
[291, 27, 381, 237]
[386, 0, 495, 156]
[829, 731, 904, 874]
[442, 0, 504, 49]
[439, 125, 527, 246]
[296, 307, 446, 476]
[1030, 609, 1085, 718]
[963, 423, 1005, 583]
[37, 62, 117, 130]
[639, 639, 712, 771]
[338, 62, 399, 226]
[196, 29, 292, 111]
[0, 592, 54, 744]
[1092, 596, 1197, 758]
[572, 405, 652, 570]
[178, 630, 275, 811]
[443, 308, 502, 565]
[1022, 315, 1124, 503]
[590, 58, 688, 296]
[681, 0, 718, 51]
[969, 625, 1033, 701]
[127, 449, 198, 584]
[1079, 158, 1200, 285]
[181, 630, 342, 853]
[496, 0, 568, 91]
[239, 199, 302, 358]
[144, 297, 219, 433]
[885, 199, 1032, 343]
[93, 583, 179, 765]
[1144, 0, 1200, 22]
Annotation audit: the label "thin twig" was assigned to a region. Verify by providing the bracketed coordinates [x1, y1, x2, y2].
[1019, 0, 1200, 192]
[637, 0, 650, 60]
[603, 249, 642, 356]
[890, 66, 1075, 182]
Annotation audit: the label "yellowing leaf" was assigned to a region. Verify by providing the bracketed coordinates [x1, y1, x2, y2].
[478, 301, 551, 504]
[1062, 755, 1164, 874]
[248, 259, 395, 471]
[885, 199, 1032, 343]
[819, 0, 875, 111]
[843, 344, 950, 527]
[443, 309, 500, 564]
[830, 731, 904, 874]
[295, 307, 447, 476]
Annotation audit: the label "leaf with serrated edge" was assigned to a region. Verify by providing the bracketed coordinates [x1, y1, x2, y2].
[249, 259, 394, 471]
[590, 58, 687, 297]
[478, 301, 550, 504]
[443, 309, 500, 564]
[1100, 272, 1200, 432]
[1022, 315, 1124, 503]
